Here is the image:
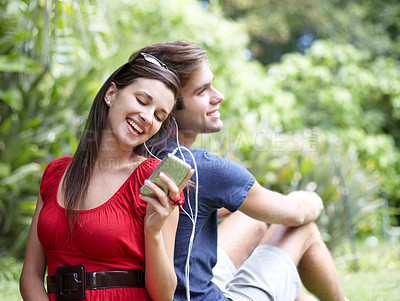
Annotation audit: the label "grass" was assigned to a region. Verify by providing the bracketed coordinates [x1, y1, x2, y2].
[335, 239, 400, 301]
[1, 241, 399, 301]
[340, 270, 400, 301]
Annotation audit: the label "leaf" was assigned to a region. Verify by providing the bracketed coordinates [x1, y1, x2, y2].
[2, 163, 41, 186]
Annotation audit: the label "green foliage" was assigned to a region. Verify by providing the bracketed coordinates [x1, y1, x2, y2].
[0, 256, 23, 301]
[216, 0, 400, 64]
[267, 40, 400, 217]
[217, 0, 330, 63]
[0, 0, 107, 258]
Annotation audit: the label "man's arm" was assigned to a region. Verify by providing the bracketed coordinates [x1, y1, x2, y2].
[238, 181, 324, 226]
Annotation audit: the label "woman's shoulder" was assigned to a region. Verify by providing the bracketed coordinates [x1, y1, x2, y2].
[48, 156, 73, 166]
[40, 156, 72, 199]
[43, 156, 72, 175]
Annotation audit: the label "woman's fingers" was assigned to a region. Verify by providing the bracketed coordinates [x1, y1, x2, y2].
[141, 178, 171, 209]
[158, 172, 180, 202]
[141, 172, 179, 207]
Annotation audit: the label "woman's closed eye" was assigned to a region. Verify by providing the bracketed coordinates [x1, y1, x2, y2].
[136, 97, 146, 105]
[155, 110, 168, 122]
[154, 113, 162, 122]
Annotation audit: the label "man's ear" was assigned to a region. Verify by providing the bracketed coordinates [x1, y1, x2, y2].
[104, 82, 117, 107]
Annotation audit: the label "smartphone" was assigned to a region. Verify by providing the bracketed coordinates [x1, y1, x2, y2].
[140, 153, 192, 195]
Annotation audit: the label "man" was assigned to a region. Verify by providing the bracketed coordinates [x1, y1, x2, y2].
[130, 41, 346, 301]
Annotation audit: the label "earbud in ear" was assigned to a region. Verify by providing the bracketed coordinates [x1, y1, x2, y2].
[175, 97, 184, 110]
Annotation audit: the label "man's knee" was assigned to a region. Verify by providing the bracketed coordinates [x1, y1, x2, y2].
[259, 222, 325, 261]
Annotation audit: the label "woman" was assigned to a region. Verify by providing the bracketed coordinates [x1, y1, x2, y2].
[20, 52, 194, 301]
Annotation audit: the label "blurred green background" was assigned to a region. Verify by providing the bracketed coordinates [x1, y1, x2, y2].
[1, 0, 400, 300]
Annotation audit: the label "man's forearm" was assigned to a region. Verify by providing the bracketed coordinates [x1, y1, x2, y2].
[239, 182, 324, 226]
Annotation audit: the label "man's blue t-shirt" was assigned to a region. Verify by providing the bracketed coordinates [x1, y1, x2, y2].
[160, 140, 256, 301]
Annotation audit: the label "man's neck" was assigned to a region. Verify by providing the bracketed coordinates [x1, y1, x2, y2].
[176, 130, 198, 148]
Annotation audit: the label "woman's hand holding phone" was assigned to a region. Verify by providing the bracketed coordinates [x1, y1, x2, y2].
[139, 154, 194, 233]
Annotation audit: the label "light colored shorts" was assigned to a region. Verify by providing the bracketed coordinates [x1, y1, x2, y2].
[212, 244, 301, 301]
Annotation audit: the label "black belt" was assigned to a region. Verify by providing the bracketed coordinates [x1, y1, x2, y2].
[47, 265, 145, 301]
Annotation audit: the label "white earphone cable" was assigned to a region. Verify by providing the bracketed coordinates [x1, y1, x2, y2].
[173, 117, 198, 301]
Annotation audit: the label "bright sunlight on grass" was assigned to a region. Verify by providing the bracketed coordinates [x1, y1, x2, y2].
[336, 240, 400, 301]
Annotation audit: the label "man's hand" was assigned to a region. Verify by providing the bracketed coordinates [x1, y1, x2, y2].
[287, 190, 324, 224]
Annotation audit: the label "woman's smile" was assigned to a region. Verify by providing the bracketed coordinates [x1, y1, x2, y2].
[126, 118, 145, 135]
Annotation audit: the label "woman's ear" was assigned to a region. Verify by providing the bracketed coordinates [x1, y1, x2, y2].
[104, 82, 117, 107]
